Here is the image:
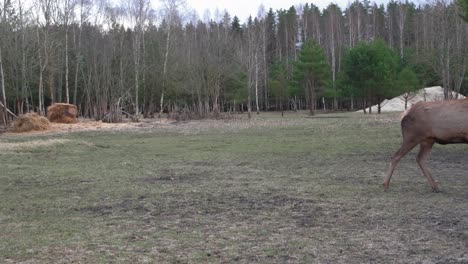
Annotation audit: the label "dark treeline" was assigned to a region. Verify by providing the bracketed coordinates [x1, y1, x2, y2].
[0, 0, 467, 123]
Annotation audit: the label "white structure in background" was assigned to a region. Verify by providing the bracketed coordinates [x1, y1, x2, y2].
[357, 86, 466, 113]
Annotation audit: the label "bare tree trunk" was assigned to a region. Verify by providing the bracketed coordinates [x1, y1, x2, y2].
[60, 0, 74, 104]
[159, 18, 171, 118]
[119, 35, 124, 99]
[331, 44, 337, 110]
[134, 30, 140, 119]
[328, 6, 338, 111]
[377, 96, 382, 114]
[65, 26, 69, 103]
[388, 6, 394, 49]
[73, 0, 87, 106]
[348, 8, 353, 47]
[38, 69, 44, 114]
[159, 90, 165, 117]
[158, 0, 183, 118]
[255, 52, 260, 115]
[285, 22, 289, 68]
[357, 6, 362, 42]
[0, 47, 8, 126]
[48, 64, 55, 104]
[263, 53, 268, 111]
[247, 72, 252, 120]
[213, 77, 220, 116]
[142, 31, 148, 117]
[308, 81, 315, 116]
[22, 30, 28, 113]
[262, 19, 268, 111]
[372, 4, 376, 39]
[247, 81, 252, 120]
[18, 0, 28, 113]
[452, 6, 466, 97]
[36, 26, 46, 115]
[73, 33, 81, 106]
[397, 1, 407, 59]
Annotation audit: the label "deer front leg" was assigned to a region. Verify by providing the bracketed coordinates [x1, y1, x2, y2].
[384, 140, 418, 190]
[416, 140, 439, 192]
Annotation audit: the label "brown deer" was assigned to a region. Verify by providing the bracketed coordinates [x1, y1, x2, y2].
[384, 98, 468, 191]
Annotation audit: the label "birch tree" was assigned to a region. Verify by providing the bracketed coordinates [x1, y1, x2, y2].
[0, 45, 7, 126]
[397, 1, 408, 58]
[324, 4, 343, 110]
[73, 0, 91, 105]
[59, 0, 75, 103]
[0, 1, 8, 125]
[126, 0, 152, 119]
[34, 0, 57, 114]
[159, 0, 185, 118]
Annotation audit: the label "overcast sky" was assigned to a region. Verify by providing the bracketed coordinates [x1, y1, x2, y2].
[181, 0, 394, 22]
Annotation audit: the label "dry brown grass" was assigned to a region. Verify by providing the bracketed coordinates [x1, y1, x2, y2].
[0, 138, 70, 152]
[47, 103, 78, 124]
[12, 113, 51, 133]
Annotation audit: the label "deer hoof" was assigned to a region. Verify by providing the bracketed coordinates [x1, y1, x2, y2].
[383, 182, 390, 191]
[431, 182, 440, 192]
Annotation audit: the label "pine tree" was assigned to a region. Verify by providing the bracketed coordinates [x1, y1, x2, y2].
[342, 39, 399, 114]
[458, 0, 468, 22]
[397, 66, 420, 109]
[293, 40, 330, 115]
[269, 62, 288, 116]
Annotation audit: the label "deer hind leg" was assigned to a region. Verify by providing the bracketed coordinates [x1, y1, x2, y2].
[416, 140, 438, 192]
[384, 140, 418, 190]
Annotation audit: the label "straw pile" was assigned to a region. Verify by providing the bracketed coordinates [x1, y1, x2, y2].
[13, 113, 51, 132]
[47, 103, 78, 123]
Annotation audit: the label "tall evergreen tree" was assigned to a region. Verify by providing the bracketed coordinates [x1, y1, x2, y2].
[269, 62, 288, 116]
[343, 39, 399, 114]
[293, 40, 330, 115]
[396, 66, 420, 109]
[459, 0, 468, 21]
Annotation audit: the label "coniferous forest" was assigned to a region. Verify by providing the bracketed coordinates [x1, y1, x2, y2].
[0, 0, 467, 124]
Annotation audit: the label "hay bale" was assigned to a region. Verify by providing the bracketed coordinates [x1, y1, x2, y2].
[13, 112, 51, 132]
[47, 103, 78, 123]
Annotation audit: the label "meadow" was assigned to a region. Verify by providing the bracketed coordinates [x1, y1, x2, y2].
[1, 112, 467, 263]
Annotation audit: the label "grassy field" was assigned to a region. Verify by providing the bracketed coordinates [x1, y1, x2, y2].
[1, 112, 467, 263]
